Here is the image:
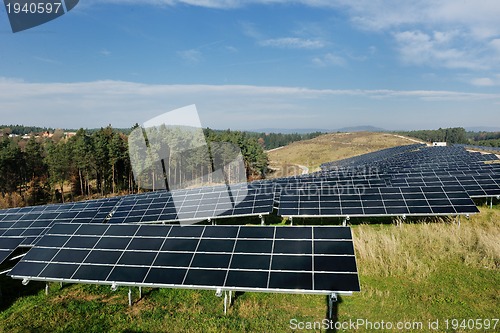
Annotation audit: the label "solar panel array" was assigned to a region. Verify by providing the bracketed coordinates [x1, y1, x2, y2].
[390, 174, 500, 198]
[9, 224, 360, 294]
[0, 184, 276, 264]
[2, 141, 499, 311]
[279, 186, 479, 218]
[0, 197, 122, 259]
[320, 144, 424, 170]
[455, 144, 500, 153]
[108, 186, 274, 224]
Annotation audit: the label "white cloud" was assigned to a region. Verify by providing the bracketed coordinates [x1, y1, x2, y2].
[470, 77, 496, 87]
[393, 30, 486, 70]
[90, 0, 500, 37]
[177, 49, 203, 64]
[225, 46, 238, 53]
[90, 1, 500, 72]
[33, 56, 61, 65]
[259, 37, 325, 49]
[100, 49, 111, 56]
[312, 53, 345, 67]
[0, 78, 499, 130]
[490, 39, 500, 53]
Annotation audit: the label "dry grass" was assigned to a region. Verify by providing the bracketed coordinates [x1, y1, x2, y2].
[267, 132, 415, 172]
[353, 209, 500, 280]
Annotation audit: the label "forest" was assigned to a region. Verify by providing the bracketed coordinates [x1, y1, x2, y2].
[397, 127, 500, 147]
[0, 126, 269, 209]
[396, 127, 469, 144]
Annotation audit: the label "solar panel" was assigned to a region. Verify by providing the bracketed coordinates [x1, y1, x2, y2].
[0, 198, 120, 246]
[455, 144, 500, 154]
[108, 185, 274, 224]
[278, 186, 479, 218]
[390, 174, 500, 198]
[0, 197, 122, 264]
[0, 238, 24, 264]
[9, 224, 360, 295]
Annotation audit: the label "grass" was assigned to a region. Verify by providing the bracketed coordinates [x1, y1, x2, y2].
[1, 207, 498, 332]
[267, 132, 416, 175]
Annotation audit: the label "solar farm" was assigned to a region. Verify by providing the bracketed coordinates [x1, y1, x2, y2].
[1, 142, 499, 323]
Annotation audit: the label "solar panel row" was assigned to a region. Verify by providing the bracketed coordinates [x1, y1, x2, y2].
[278, 186, 479, 218]
[390, 174, 500, 198]
[108, 187, 274, 224]
[9, 224, 360, 294]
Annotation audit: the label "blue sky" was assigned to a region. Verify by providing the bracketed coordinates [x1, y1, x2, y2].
[1, 0, 500, 131]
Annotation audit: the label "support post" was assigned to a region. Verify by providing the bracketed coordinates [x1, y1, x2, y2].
[490, 197, 493, 209]
[458, 215, 461, 228]
[260, 214, 265, 226]
[290, 217, 293, 226]
[45, 283, 49, 296]
[128, 287, 132, 307]
[342, 219, 347, 227]
[228, 290, 232, 306]
[224, 291, 228, 315]
[328, 293, 338, 319]
[60, 282, 63, 288]
[139, 286, 142, 299]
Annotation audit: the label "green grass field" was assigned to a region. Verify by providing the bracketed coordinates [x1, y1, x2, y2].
[1, 205, 498, 333]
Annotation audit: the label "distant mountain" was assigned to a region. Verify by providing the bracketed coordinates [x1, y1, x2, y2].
[466, 126, 500, 132]
[250, 128, 330, 134]
[336, 125, 386, 133]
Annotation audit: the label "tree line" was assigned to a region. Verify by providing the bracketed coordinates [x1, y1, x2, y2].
[397, 127, 500, 147]
[0, 126, 269, 208]
[396, 127, 469, 144]
[241, 131, 325, 150]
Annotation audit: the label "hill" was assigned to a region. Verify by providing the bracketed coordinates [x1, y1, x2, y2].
[336, 125, 386, 132]
[267, 132, 416, 177]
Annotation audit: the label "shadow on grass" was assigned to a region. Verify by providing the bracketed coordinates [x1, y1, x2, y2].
[0, 249, 46, 312]
[232, 291, 245, 305]
[0, 273, 45, 312]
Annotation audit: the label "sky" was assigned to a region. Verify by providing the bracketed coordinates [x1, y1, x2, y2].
[1, 0, 500, 131]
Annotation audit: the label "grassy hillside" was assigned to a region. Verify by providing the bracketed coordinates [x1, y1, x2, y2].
[267, 132, 416, 177]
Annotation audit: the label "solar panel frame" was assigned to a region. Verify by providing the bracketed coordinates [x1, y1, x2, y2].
[107, 186, 274, 224]
[9, 224, 360, 295]
[389, 174, 500, 198]
[278, 186, 479, 218]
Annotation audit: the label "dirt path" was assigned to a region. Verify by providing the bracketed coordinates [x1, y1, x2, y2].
[392, 134, 427, 144]
[296, 164, 309, 175]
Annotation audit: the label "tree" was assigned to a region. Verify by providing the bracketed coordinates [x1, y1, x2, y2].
[71, 129, 94, 197]
[0, 137, 23, 194]
[45, 141, 71, 203]
[23, 137, 48, 205]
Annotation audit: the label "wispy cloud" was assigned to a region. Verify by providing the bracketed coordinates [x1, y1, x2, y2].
[0, 78, 499, 129]
[100, 49, 111, 56]
[312, 53, 345, 67]
[259, 37, 325, 49]
[225, 46, 238, 53]
[33, 56, 61, 65]
[393, 30, 487, 70]
[177, 49, 203, 64]
[92, 1, 500, 72]
[240, 21, 263, 39]
[470, 75, 500, 87]
[471, 77, 495, 87]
